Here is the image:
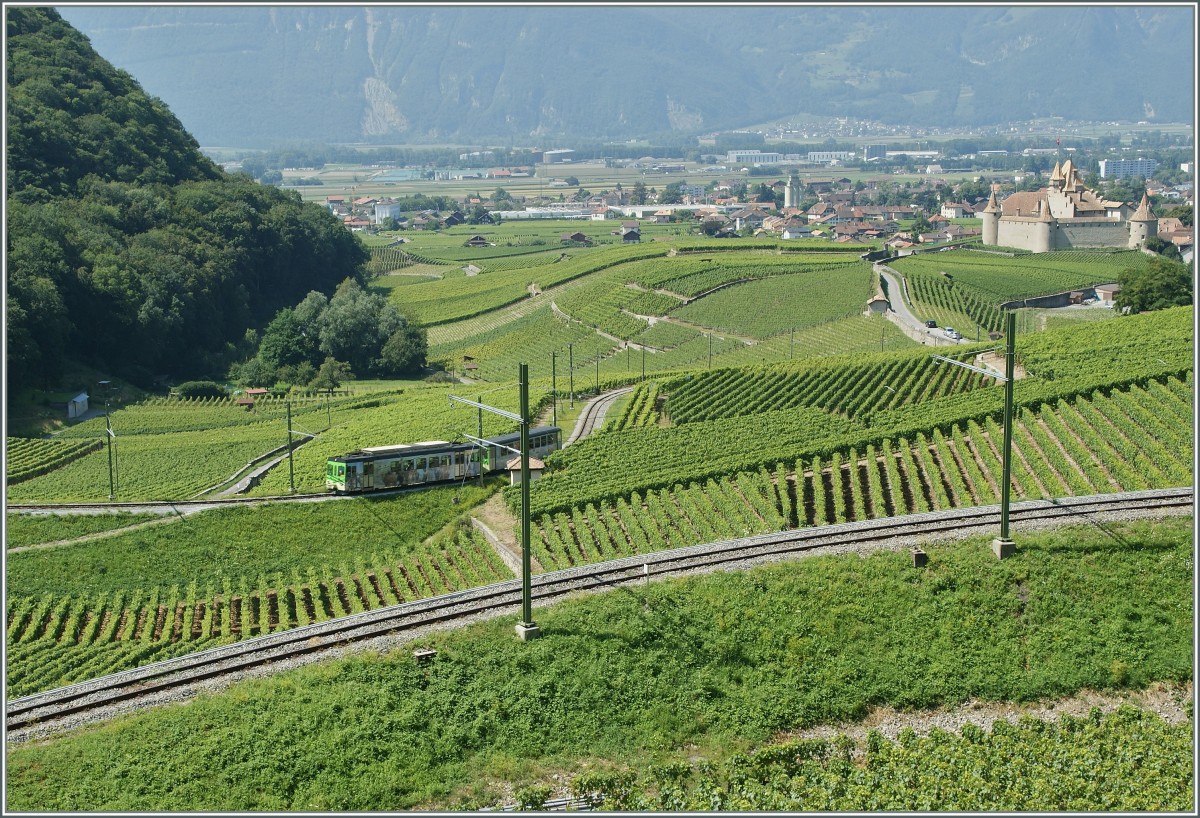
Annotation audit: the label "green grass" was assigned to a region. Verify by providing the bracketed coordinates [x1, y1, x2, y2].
[4, 517, 1191, 812]
[6, 485, 495, 597]
[5, 512, 161, 549]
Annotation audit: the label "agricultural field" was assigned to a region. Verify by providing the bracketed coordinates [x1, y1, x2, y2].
[5, 484, 507, 697]
[670, 262, 875, 339]
[5, 227, 1192, 715]
[888, 248, 1154, 337]
[5, 517, 1192, 811]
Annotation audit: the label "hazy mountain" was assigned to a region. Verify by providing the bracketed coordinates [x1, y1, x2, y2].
[57, 5, 1195, 148]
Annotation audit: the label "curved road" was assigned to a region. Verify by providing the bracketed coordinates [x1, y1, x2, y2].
[875, 263, 966, 348]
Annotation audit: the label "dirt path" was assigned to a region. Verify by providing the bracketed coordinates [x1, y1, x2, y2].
[775, 681, 1193, 748]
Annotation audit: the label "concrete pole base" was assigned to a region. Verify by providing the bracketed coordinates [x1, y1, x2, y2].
[515, 622, 542, 641]
[992, 537, 1015, 560]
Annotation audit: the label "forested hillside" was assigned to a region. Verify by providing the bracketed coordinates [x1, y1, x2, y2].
[4, 7, 367, 395]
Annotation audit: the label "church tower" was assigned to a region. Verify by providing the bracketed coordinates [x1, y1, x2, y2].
[784, 171, 801, 210]
[1127, 192, 1157, 249]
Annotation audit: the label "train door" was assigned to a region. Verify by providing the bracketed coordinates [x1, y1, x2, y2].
[361, 460, 374, 490]
[345, 463, 360, 491]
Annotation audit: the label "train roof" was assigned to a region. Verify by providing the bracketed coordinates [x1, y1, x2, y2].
[331, 439, 473, 462]
[329, 427, 560, 463]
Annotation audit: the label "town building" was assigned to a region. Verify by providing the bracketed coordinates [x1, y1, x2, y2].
[1098, 158, 1158, 179]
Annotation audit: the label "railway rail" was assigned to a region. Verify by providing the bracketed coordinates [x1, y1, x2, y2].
[6, 487, 1191, 742]
[566, 385, 633, 445]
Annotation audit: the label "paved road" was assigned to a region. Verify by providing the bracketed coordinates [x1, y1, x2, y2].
[875, 263, 967, 348]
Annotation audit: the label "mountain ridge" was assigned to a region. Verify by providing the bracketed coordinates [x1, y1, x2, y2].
[57, 5, 1195, 148]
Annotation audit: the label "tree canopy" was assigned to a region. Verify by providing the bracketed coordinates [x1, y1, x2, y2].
[5, 8, 369, 394]
[1116, 256, 1193, 315]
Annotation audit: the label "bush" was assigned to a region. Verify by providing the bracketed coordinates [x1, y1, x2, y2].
[170, 380, 227, 399]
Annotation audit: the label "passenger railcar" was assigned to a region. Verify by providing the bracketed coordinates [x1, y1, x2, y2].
[325, 426, 561, 493]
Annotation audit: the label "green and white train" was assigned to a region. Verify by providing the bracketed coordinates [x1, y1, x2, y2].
[325, 427, 562, 493]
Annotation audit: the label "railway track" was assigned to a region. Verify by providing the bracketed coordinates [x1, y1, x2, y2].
[566, 386, 633, 445]
[6, 487, 1191, 742]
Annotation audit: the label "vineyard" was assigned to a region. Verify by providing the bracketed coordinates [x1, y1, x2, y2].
[523, 372, 1193, 570]
[5, 438, 102, 484]
[5, 485, 511, 697]
[889, 249, 1155, 337]
[5, 516, 1190, 811]
[385, 243, 670, 326]
[669, 263, 874, 339]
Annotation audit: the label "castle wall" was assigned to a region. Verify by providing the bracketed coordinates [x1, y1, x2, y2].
[996, 217, 1130, 252]
[996, 218, 1051, 253]
[1052, 220, 1132, 250]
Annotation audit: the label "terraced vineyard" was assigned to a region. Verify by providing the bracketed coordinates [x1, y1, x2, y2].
[670, 263, 874, 339]
[386, 243, 670, 325]
[890, 249, 1156, 335]
[5, 487, 511, 698]
[528, 372, 1193, 569]
[6, 438, 102, 484]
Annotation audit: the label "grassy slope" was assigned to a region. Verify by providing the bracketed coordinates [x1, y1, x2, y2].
[4, 518, 1192, 811]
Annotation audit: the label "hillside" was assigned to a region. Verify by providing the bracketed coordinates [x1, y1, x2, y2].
[4, 8, 368, 396]
[57, 5, 1195, 147]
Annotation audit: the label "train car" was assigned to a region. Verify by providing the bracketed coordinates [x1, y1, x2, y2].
[325, 426, 561, 494]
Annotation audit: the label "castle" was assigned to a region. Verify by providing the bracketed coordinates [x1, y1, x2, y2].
[980, 159, 1156, 252]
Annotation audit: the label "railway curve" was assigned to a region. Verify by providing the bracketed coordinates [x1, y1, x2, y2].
[6, 487, 1191, 742]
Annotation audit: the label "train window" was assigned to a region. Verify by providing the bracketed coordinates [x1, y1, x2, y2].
[416, 457, 426, 470]
[402, 459, 413, 471]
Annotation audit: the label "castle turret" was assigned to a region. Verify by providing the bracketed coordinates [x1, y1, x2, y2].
[1049, 160, 1064, 189]
[981, 186, 1001, 246]
[1128, 192, 1156, 249]
[1034, 197, 1054, 253]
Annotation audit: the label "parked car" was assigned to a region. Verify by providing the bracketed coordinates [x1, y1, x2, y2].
[925, 319, 937, 328]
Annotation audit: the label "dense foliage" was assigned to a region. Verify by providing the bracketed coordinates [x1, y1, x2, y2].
[236, 280, 428, 387]
[5, 7, 368, 394]
[1116, 256, 1193, 314]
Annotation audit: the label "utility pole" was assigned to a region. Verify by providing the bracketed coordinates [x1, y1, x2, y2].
[790, 328, 794, 360]
[994, 311, 1016, 559]
[449, 369, 540, 639]
[517, 363, 538, 638]
[641, 345, 645, 381]
[708, 333, 712, 369]
[477, 395, 484, 486]
[286, 399, 295, 493]
[551, 351, 557, 427]
[568, 342, 574, 408]
[595, 354, 599, 395]
[104, 400, 115, 501]
[929, 310, 1016, 559]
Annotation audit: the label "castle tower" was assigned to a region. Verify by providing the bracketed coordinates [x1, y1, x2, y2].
[1049, 160, 1064, 190]
[981, 185, 1001, 246]
[1034, 197, 1054, 252]
[1127, 192, 1157, 249]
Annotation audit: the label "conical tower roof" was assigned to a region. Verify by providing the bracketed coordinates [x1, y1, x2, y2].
[1131, 192, 1155, 221]
[982, 187, 1000, 213]
[1049, 160, 1063, 182]
[1040, 197, 1055, 221]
